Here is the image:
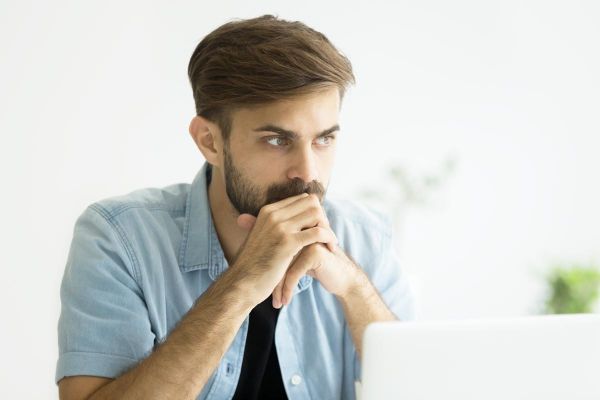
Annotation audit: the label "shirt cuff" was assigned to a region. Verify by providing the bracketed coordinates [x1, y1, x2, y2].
[55, 351, 140, 385]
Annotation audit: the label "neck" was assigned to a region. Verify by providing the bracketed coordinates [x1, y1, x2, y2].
[207, 164, 249, 265]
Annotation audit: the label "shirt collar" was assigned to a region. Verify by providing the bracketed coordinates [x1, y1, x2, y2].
[177, 161, 313, 291]
[178, 161, 227, 280]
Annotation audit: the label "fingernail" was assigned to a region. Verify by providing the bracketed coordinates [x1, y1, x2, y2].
[282, 296, 288, 306]
[273, 298, 281, 308]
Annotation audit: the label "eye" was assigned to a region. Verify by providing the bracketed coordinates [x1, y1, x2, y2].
[315, 135, 336, 146]
[265, 136, 291, 147]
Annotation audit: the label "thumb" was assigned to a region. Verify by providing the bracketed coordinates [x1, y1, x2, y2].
[237, 213, 257, 231]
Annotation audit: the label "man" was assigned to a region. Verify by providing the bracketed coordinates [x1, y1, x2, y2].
[56, 14, 414, 400]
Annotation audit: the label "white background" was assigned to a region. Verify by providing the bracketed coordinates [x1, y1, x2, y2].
[1, 0, 599, 397]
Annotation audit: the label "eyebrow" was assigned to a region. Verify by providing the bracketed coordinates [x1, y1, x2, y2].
[252, 123, 340, 140]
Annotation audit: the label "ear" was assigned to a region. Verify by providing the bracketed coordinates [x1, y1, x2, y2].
[188, 115, 223, 167]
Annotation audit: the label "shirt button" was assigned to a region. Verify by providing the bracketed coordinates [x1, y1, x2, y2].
[291, 374, 302, 386]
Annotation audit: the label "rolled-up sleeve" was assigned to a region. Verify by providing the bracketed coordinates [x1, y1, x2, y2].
[56, 205, 155, 384]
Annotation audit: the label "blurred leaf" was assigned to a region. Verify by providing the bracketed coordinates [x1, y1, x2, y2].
[543, 264, 600, 314]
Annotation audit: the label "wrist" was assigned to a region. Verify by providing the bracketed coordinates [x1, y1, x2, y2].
[218, 266, 259, 314]
[336, 261, 369, 300]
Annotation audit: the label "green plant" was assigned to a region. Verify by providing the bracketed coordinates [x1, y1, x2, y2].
[543, 264, 600, 314]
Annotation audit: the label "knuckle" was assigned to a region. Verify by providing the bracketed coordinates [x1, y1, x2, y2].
[311, 195, 322, 208]
[258, 204, 270, 217]
[309, 242, 321, 252]
[279, 232, 293, 248]
[311, 203, 322, 215]
[310, 205, 326, 221]
[305, 207, 319, 220]
[265, 210, 279, 225]
[274, 222, 287, 236]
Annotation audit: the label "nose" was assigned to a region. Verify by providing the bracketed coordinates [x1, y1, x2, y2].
[287, 145, 319, 183]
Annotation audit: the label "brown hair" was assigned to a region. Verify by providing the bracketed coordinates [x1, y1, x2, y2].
[187, 14, 356, 141]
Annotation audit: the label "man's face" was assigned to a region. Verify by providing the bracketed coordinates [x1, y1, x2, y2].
[219, 86, 340, 217]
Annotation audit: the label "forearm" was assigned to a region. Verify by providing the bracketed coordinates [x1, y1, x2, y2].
[88, 268, 255, 400]
[336, 268, 397, 361]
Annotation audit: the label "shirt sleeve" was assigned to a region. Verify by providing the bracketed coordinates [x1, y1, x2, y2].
[351, 217, 415, 384]
[55, 205, 155, 384]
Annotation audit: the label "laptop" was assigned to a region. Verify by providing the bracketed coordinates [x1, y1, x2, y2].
[359, 314, 600, 400]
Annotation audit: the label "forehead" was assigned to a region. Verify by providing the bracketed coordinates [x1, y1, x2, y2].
[230, 86, 340, 136]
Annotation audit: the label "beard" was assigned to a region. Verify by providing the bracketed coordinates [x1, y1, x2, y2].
[222, 143, 327, 217]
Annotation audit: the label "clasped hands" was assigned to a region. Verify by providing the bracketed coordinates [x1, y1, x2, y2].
[237, 194, 361, 309]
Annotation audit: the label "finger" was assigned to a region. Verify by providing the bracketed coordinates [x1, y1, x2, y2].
[281, 205, 330, 234]
[317, 220, 337, 253]
[272, 277, 285, 309]
[277, 196, 332, 246]
[315, 220, 335, 252]
[325, 240, 336, 253]
[273, 247, 303, 308]
[293, 225, 338, 252]
[261, 192, 310, 215]
[268, 193, 326, 228]
[281, 254, 314, 305]
[237, 214, 257, 231]
[256, 193, 311, 228]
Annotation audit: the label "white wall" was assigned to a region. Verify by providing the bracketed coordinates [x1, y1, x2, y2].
[1, 0, 599, 397]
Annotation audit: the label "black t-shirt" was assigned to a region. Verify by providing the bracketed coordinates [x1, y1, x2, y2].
[232, 295, 288, 400]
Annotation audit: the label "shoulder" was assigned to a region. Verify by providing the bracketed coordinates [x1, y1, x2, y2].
[80, 183, 190, 231]
[86, 182, 190, 221]
[72, 182, 191, 256]
[70, 182, 192, 282]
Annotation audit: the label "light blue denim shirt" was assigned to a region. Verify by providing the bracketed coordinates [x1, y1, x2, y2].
[56, 161, 414, 399]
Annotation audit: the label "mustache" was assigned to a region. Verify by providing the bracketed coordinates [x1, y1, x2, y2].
[265, 178, 325, 205]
